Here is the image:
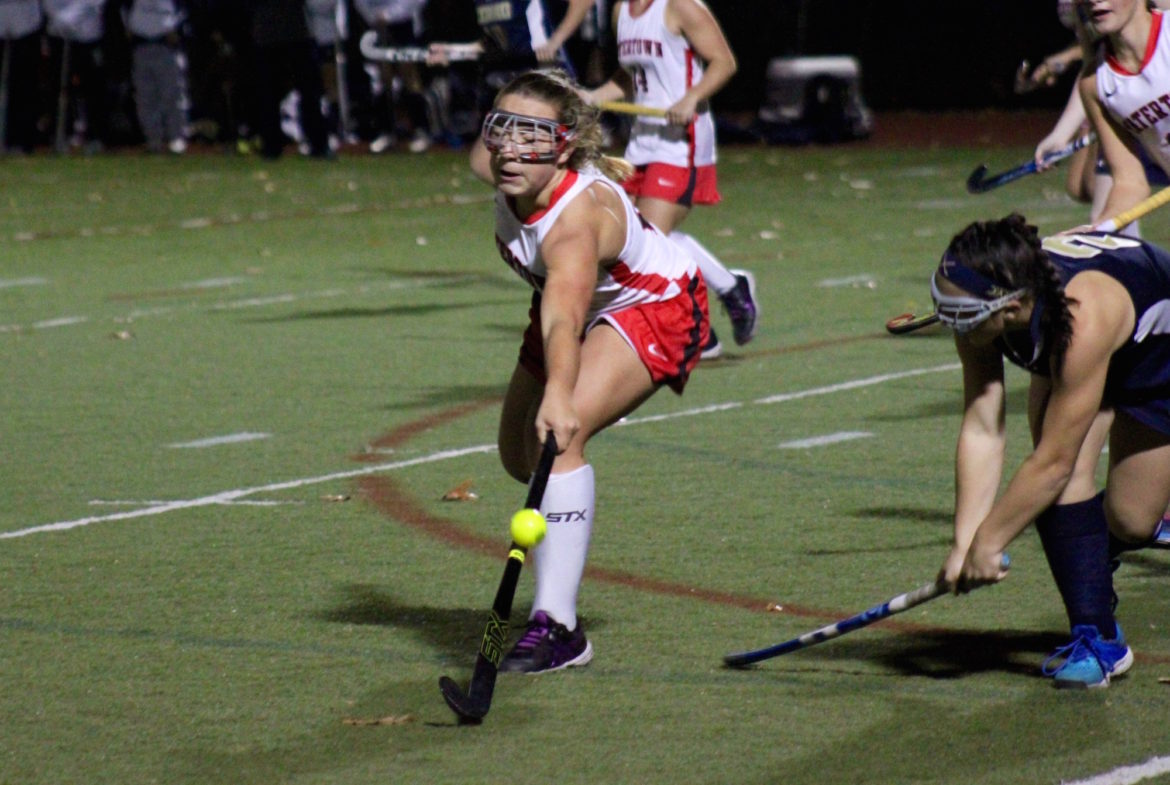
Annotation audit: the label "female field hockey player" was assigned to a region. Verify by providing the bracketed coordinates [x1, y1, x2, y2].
[934, 214, 1170, 688]
[1075, 0, 1170, 223]
[1033, 0, 1170, 234]
[584, 0, 756, 358]
[470, 69, 709, 673]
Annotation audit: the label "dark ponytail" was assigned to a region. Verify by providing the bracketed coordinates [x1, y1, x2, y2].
[946, 214, 1075, 372]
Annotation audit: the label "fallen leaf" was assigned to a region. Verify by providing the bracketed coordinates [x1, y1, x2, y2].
[442, 480, 479, 501]
[342, 714, 416, 726]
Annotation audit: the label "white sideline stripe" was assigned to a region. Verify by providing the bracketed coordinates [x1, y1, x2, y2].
[778, 431, 873, 449]
[0, 277, 48, 289]
[0, 445, 498, 539]
[168, 432, 271, 449]
[5, 363, 961, 540]
[1060, 756, 1170, 785]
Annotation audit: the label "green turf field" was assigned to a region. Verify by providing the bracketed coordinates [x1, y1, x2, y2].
[2, 140, 1169, 785]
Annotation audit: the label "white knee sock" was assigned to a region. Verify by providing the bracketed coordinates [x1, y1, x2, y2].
[531, 464, 594, 631]
[670, 231, 736, 294]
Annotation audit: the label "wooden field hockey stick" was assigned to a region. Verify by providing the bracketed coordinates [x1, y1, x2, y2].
[724, 555, 1009, 668]
[599, 100, 667, 118]
[966, 132, 1095, 194]
[438, 434, 558, 724]
[885, 311, 940, 335]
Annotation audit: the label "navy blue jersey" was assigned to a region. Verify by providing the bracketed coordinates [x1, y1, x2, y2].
[474, 0, 574, 76]
[999, 232, 1170, 423]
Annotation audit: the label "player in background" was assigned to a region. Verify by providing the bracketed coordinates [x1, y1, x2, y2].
[470, 69, 709, 673]
[1075, 0, 1170, 222]
[934, 215, 1170, 688]
[1031, 0, 1170, 235]
[584, 0, 756, 358]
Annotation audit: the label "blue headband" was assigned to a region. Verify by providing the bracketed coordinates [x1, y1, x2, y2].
[936, 254, 1017, 299]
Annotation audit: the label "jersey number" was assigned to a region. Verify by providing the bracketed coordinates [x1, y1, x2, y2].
[1041, 233, 1141, 258]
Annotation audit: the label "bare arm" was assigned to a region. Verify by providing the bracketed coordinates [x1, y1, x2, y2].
[942, 338, 1008, 584]
[1080, 71, 1152, 223]
[535, 0, 594, 62]
[664, 0, 737, 125]
[959, 273, 1134, 586]
[534, 186, 623, 449]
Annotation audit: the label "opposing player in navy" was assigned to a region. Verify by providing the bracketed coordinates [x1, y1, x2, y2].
[934, 213, 1170, 688]
[470, 69, 710, 673]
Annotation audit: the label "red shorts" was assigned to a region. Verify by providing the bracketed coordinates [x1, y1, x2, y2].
[622, 163, 721, 207]
[518, 276, 710, 394]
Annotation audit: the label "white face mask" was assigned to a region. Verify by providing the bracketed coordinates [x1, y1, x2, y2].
[482, 110, 574, 163]
[930, 270, 1026, 335]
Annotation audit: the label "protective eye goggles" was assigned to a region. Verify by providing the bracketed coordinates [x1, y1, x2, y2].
[930, 273, 1025, 334]
[481, 110, 574, 163]
[930, 255, 1026, 335]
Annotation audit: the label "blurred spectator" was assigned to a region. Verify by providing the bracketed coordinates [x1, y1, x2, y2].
[353, 0, 430, 153]
[43, 0, 108, 152]
[305, 0, 349, 145]
[123, 0, 188, 153]
[245, 0, 331, 158]
[0, 0, 44, 153]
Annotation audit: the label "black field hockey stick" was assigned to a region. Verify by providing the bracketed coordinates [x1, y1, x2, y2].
[966, 132, 1095, 194]
[724, 555, 1009, 668]
[439, 434, 558, 724]
[885, 311, 940, 335]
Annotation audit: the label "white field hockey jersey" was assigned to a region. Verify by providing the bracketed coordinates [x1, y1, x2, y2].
[617, 0, 717, 168]
[1097, 10, 1170, 175]
[494, 169, 697, 322]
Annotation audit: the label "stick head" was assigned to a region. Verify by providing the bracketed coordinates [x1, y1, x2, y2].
[438, 676, 486, 725]
[965, 165, 991, 193]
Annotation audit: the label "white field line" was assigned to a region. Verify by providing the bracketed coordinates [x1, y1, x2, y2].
[1, 445, 498, 540]
[168, 432, 271, 449]
[3, 277, 463, 334]
[816, 274, 876, 288]
[0, 277, 48, 289]
[1060, 756, 1170, 785]
[778, 431, 873, 449]
[3, 363, 960, 540]
[89, 499, 301, 507]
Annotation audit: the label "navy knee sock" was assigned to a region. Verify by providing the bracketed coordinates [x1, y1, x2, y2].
[1034, 492, 1115, 635]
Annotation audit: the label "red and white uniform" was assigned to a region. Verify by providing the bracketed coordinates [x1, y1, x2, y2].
[495, 168, 709, 391]
[1096, 10, 1170, 175]
[616, 0, 716, 169]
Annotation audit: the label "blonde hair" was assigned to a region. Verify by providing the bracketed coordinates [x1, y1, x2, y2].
[494, 69, 634, 183]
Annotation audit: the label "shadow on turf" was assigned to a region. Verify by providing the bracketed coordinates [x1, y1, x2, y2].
[312, 582, 608, 664]
[239, 298, 518, 323]
[752, 629, 1064, 681]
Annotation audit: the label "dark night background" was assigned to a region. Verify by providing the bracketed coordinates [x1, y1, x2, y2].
[705, 1, 1075, 112]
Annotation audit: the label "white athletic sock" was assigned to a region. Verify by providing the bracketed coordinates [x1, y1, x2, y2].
[670, 231, 737, 294]
[531, 464, 594, 631]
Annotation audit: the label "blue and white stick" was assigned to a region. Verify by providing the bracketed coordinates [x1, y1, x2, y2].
[724, 555, 1010, 668]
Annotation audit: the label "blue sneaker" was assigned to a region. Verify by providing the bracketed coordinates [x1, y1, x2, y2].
[1154, 516, 1170, 548]
[1042, 624, 1133, 689]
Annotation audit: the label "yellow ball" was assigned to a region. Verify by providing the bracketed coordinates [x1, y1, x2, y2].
[510, 508, 547, 548]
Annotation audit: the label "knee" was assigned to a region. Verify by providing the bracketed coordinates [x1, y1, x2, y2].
[498, 437, 532, 484]
[1103, 495, 1161, 543]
